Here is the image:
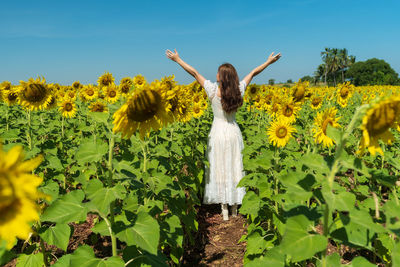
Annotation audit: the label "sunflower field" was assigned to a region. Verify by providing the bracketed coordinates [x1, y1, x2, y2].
[1, 74, 400, 266]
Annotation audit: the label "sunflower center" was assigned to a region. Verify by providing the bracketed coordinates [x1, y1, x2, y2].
[340, 88, 349, 98]
[194, 107, 201, 114]
[283, 105, 294, 117]
[193, 96, 200, 103]
[87, 89, 94, 96]
[276, 126, 288, 138]
[250, 87, 257, 94]
[8, 93, 17, 101]
[265, 94, 273, 105]
[312, 97, 321, 106]
[68, 91, 75, 98]
[127, 90, 161, 122]
[367, 104, 397, 136]
[169, 97, 179, 113]
[24, 84, 47, 102]
[121, 84, 130, 94]
[109, 90, 117, 98]
[65, 103, 73, 112]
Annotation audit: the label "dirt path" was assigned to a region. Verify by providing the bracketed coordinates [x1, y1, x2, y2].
[183, 204, 248, 266]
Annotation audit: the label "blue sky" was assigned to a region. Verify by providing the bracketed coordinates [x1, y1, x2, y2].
[1, 0, 399, 85]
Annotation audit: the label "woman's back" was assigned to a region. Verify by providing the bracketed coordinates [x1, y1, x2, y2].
[204, 79, 247, 123]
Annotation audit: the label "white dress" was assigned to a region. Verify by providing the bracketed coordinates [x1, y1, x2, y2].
[202, 79, 247, 205]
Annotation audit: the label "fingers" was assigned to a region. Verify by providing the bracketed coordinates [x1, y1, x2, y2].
[174, 48, 177, 54]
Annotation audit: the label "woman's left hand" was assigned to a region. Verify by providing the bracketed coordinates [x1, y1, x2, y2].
[166, 49, 180, 62]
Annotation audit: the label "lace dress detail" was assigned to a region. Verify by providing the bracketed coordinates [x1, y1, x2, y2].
[202, 80, 247, 205]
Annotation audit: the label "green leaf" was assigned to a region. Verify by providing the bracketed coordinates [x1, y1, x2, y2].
[41, 190, 88, 224]
[239, 191, 261, 218]
[52, 254, 71, 267]
[326, 124, 342, 145]
[38, 180, 59, 204]
[246, 230, 268, 255]
[316, 252, 340, 267]
[39, 224, 71, 251]
[115, 211, 160, 255]
[75, 140, 108, 165]
[88, 112, 109, 125]
[245, 247, 284, 267]
[47, 155, 64, 171]
[277, 171, 314, 202]
[123, 246, 168, 267]
[279, 215, 327, 262]
[322, 189, 355, 212]
[347, 256, 375, 267]
[85, 179, 126, 216]
[300, 153, 330, 174]
[69, 245, 124, 267]
[16, 253, 44, 267]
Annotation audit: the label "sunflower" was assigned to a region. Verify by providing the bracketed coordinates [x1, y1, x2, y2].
[119, 77, 133, 95]
[312, 107, 341, 148]
[192, 103, 205, 118]
[72, 81, 83, 91]
[336, 82, 353, 108]
[80, 84, 98, 101]
[89, 100, 108, 113]
[161, 75, 177, 91]
[104, 84, 120, 103]
[246, 84, 259, 101]
[64, 87, 77, 101]
[292, 79, 310, 103]
[358, 97, 400, 156]
[267, 119, 297, 147]
[132, 74, 147, 89]
[277, 98, 301, 123]
[310, 95, 323, 110]
[0, 144, 44, 249]
[2, 87, 19, 106]
[17, 77, 53, 110]
[58, 98, 77, 118]
[98, 72, 115, 88]
[112, 82, 172, 139]
[0, 81, 12, 92]
[46, 95, 58, 110]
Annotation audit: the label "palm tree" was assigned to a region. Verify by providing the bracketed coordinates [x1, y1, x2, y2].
[320, 48, 331, 85]
[314, 64, 325, 85]
[329, 48, 341, 86]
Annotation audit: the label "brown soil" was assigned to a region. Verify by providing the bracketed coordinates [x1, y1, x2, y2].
[182, 204, 248, 266]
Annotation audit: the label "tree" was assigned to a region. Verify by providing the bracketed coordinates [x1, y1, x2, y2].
[320, 48, 356, 86]
[287, 79, 293, 84]
[346, 58, 400, 86]
[300, 75, 313, 82]
[314, 64, 325, 85]
[268, 79, 275, 85]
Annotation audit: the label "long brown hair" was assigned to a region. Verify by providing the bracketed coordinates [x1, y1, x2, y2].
[218, 63, 243, 113]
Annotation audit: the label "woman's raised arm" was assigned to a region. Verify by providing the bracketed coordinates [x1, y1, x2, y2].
[166, 49, 206, 88]
[243, 52, 281, 86]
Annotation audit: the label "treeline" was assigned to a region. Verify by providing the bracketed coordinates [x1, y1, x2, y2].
[298, 48, 400, 86]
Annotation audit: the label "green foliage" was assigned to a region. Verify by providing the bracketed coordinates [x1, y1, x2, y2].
[346, 58, 400, 85]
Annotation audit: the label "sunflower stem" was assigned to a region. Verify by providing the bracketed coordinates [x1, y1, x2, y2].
[27, 109, 32, 150]
[5, 106, 9, 131]
[40, 237, 50, 267]
[103, 216, 117, 257]
[141, 138, 148, 172]
[108, 132, 114, 186]
[61, 116, 64, 138]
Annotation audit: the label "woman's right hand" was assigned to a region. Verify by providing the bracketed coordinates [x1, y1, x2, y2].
[166, 49, 180, 62]
[266, 52, 281, 65]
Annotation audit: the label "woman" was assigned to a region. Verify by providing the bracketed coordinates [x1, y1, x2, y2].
[166, 49, 281, 220]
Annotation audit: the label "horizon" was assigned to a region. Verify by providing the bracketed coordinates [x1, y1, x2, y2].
[1, 0, 399, 85]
